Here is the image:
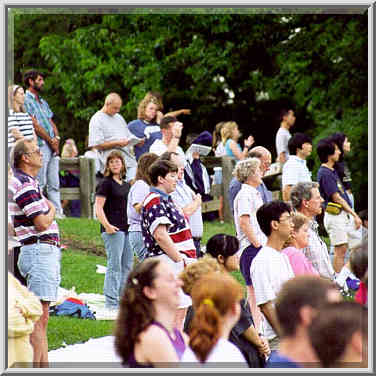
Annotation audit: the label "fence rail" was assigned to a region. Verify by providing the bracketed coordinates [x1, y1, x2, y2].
[59, 156, 281, 222]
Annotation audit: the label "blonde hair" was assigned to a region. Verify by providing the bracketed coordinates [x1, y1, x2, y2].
[283, 212, 309, 248]
[220, 121, 238, 144]
[179, 255, 223, 296]
[104, 92, 122, 105]
[8, 85, 26, 112]
[61, 139, 78, 158]
[137, 93, 161, 121]
[234, 157, 260, 183]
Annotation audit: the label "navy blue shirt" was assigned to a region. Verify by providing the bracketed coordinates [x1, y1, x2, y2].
[317, 165, 351, 208]
[127, 119, 162, 160]
[266, 351, 301, 368]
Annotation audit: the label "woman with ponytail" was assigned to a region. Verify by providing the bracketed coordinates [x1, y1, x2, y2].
[181, 272, 247, 364]
[180, 234, 269, 367]
[114, 258, 188, 367]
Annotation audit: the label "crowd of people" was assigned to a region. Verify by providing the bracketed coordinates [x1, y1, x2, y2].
[7, 69, 368, 368]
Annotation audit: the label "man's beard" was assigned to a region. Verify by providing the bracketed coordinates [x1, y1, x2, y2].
[32, 83, 42, 92]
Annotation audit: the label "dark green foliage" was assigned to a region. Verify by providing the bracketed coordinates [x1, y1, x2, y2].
[10, 8, 368, 209]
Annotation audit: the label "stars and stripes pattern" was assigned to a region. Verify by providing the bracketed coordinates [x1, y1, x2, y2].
[141, 191, 196, 259]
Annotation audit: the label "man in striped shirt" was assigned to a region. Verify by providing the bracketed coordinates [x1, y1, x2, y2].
[9, 139, 61, 366]
[141, 159, 196, 329]
[23, 70, 65, 218]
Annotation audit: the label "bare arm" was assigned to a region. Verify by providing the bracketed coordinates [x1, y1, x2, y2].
[165, 109, 191, 117]
[259, 301, 282, 337]
[93, 139, 129, 151]
[181, 194, 201, 217]
[153, 225, 182, 262]
[277, 152, 287, 164]
[95, 196, 119, 234]
[332, 192, 361, 229]
[239, 214, 261, 248]
[242, 325, 270, 358]
[133, 202, 143, 214]
[282, 185, 292, 202]
[32, 199, 56, 232]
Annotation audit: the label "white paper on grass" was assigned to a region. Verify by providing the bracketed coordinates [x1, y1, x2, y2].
[186, 143, 212, 156]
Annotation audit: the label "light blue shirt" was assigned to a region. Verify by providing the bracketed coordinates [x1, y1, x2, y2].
[171, 179, 203, 238]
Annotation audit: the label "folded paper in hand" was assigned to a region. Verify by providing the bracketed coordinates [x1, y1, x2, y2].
[127, 136, 144, 147]
[186, 144, 212, 156]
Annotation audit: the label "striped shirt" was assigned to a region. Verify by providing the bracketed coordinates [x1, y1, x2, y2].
[141, 188, 196, 259]
[8, 109, 35, 148]
[24, 90, 54, 147]
[9, 168, 59, 245]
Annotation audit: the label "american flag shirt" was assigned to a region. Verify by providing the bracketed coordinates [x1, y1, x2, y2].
[141, 187, 196, 259]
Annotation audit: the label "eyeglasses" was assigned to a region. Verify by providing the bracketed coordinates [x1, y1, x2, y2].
[279, 215, 293, 223]
[25, 148, 41, 156]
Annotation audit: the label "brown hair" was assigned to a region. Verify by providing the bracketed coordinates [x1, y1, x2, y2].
[212, 121, 225, 149]
[103, 150, 126, 179]
[134, 152, 159, 185]
[189, 272, 243, 363]
[283, 212, 309, 248]
[179, 255, 223, 296]
[308, 302, 368, 367]
[114, 258, 161, 365]
[275, 275, 339, 337]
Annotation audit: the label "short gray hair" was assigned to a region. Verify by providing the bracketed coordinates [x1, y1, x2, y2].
[234, 157, 260, 183]
[290, 182, 319, 210]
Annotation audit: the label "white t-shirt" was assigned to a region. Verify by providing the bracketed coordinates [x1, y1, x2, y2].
[233, 184, 267, 252]
[88, 111, 137, 173]
[282, 155, 312, 187]
[149, 139, 186, 162]
[181, 338, 247, 365]
[275, 127, 291, 161]
[250, 246, 295, 339]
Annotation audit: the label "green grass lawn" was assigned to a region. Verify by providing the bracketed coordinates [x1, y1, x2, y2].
[49, 217, 239, 351]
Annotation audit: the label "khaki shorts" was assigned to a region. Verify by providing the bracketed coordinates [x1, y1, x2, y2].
[324, 211, 361, 249]
[153, 253, 196, 308]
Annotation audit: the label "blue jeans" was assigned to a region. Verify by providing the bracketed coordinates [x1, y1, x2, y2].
[128, 231, 147, 262]
[101, 231, 133, 309]
[37, 143, 63, 214]
[17, 243, 61, 302]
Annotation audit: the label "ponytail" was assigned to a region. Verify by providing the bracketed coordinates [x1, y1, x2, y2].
[189, 299, 221, 362]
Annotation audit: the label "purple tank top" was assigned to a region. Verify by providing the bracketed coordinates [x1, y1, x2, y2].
[127, 320, 186, 367]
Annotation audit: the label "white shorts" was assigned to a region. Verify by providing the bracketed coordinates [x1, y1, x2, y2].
[153, 253, 196, 308]
[324, 211, 362, 249]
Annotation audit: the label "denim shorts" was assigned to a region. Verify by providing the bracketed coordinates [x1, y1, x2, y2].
[17, 243, 61, 302]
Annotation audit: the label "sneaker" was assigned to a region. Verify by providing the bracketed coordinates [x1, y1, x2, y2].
[55, 212, 66, 219]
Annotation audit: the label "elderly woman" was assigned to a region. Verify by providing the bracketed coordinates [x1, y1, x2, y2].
[282, 212, 320, 276]
[233, 157, 267, 333]
[221, 121, 254, 161]
[8, 84, 37, 159]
